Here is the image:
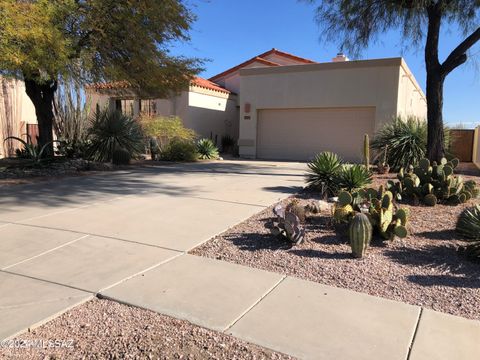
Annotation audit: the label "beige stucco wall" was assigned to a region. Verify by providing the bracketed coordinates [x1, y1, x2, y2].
[86, 87, 238, 142]
[0, 78, 37, 157]
[238, 58, 416, 158]
[397, 61, 427, 120]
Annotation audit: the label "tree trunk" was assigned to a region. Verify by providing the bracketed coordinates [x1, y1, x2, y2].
[425, 4, 445, 162]
[24, 77, 57, 157]
[426, 72, 445, 162]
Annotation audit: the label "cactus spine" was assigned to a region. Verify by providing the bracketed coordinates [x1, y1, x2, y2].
[349, 213, 372, 258]
[363, 134, 370, 170]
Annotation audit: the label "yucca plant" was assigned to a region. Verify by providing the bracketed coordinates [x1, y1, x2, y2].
[336, 164, 373, 192]
[371, 116, 426, 171]
[4, 136, 59, 162]
[87, 109, 144, 162]
[371, 116, 450, 171]
[456, 205, 480, 260]
[197, 138, 219, 160]
[305, 152, 343, 197]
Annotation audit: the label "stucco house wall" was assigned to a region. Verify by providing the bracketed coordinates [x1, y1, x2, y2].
[86, 85, 238, 142]
[237, 57, 426, 159]
[0, 78, 37, 157]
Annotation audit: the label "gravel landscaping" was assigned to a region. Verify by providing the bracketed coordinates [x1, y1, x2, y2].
[191, 172, 480, 321]
[0, 298, 293, 360]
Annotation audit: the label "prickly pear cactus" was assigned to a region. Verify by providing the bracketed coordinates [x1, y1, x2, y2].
[391, 157, 477, 206]
[271, 204, 305, 245]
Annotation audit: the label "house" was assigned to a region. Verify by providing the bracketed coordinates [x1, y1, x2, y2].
[213, 49, 426, 162]
[88, 48, 426, 162]
[0, 77, 37, 158]
[86, 77, 239, 142]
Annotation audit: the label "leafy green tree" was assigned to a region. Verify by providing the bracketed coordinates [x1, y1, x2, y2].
[0, 0, 202, 156]
[305, 0, 480, 161]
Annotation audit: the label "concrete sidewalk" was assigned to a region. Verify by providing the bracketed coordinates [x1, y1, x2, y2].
[1, 161, 479, 359]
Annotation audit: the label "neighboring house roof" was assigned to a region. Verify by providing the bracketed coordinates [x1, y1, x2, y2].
[85, 81, 132, 90]
[209, 48, 317, 82]
[191, 76, 231, 94]
[86, 77, 231, 95]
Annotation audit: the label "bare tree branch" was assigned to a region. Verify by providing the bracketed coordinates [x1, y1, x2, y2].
[441, 27, 480, 75]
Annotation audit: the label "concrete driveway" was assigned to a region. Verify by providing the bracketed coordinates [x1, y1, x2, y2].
[0, 160, 306, 340]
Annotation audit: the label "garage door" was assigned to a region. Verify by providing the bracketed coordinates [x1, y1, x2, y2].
[256, 107, 375, 162]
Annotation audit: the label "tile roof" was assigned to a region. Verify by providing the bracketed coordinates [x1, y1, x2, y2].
[191, 76, 230, 94]
[86, 77, 230, 94]
[209, 48, 317, 81]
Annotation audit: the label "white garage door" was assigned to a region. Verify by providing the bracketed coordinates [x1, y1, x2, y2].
[256, 107, 375, 162]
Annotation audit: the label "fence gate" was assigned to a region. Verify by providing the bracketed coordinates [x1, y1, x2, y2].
[450, 129, 474, 162]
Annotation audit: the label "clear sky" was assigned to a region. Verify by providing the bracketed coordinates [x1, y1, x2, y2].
[171, 0, 480, 127]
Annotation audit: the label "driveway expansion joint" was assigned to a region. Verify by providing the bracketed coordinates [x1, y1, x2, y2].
[223, 275, 287, 333]
[406, 307, 424, 360]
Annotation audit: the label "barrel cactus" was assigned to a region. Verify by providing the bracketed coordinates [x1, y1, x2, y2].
[112, 148, 131, 165]
[349, 213, 372, 258]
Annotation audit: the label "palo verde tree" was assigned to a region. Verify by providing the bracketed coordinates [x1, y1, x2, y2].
[0, 0, 202, 156]
[305, 0, 480, 161]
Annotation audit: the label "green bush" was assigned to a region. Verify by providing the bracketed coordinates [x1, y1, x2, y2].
[141, 115, 196, 147]
[160, 139, 198, 162]
[305, 152, 343, 197]
[87, 110, 144, 162]
[197, 138, 219, 159]
[336, 164, 373, 192]
[371, 116, 450, 171]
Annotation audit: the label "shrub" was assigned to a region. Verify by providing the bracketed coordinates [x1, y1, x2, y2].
[456, 205, 480, 260]
[305, 152, 343, 197]
[87, 110, 144, 162]
[160, 139, 198, 162]
[197, 138, 219, 160]
[141, 115, 196, 148]
[112, 148, 131, 165]
[336, 164, 373, 192]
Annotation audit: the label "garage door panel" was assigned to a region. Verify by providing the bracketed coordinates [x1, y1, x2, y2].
[257, 108, 375, 162]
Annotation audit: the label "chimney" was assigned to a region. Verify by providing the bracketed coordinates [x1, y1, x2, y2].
[332, 52, 349, 62]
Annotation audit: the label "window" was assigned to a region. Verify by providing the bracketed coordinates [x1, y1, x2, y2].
[139, 99, 157, 116]
[115, 99, 135, 117]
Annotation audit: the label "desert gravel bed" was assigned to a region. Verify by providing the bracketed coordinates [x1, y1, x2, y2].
[191, 173, 480, 320]
[0, 298, 293, 360]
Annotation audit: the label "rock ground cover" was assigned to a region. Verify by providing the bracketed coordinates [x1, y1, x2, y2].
[0, 298, 293, 360]
[191, 172, 480, 320]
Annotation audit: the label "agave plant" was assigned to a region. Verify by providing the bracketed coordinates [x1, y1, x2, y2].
[197, 138, 219, 160]
[4, 136, 59, 162]
[87, 109, 144, 162]
[305, 152, 343, 197]
[456, 205, 480, 259]
[336, 164, 373, 192]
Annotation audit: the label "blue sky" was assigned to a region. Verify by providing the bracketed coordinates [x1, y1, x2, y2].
[172, 0, 480, 127]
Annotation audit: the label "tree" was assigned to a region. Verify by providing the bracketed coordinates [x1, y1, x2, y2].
[305, 0, 480, 161]
[0, 0, 202, 156]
